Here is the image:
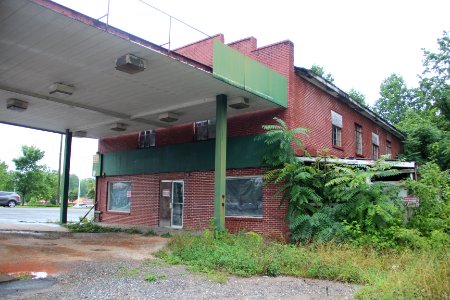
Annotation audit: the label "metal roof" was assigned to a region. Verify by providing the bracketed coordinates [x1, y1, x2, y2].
[0, 0, 281, 138]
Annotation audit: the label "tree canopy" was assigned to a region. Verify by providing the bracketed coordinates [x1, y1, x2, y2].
[310, 64, 335, 83]
[374, 31, 450, 170]
[348, 88, 366, 105]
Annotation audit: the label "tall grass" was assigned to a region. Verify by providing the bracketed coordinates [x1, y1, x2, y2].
[157, 230, 449, 299]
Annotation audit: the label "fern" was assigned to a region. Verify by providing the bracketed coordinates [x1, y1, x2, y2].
[260, 117, 405, 245]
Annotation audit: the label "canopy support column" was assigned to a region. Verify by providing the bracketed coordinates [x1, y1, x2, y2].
[214, 94, 227, 231]
[60, 129, 72, 224]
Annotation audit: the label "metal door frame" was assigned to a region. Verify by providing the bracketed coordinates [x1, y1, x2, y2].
[170, 180, 184, 229]
[160, 180, 184, 229]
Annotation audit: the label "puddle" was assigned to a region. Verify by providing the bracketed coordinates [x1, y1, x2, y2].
[0, 277, 57, 296]
[0, 230, 46, 236]
[31, 272, 48, 279]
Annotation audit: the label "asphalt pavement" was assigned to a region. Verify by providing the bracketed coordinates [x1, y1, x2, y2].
[0, 207, 93, 224]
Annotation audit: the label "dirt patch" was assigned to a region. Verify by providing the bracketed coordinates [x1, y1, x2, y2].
[0, 231, 168, 276]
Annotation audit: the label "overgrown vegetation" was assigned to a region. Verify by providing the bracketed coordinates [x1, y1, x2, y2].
[159, 231, 449, 299]
[66, 222, 159, 237]
[66, 222, 122, 233]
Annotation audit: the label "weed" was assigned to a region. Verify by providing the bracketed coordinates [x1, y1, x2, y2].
[144, 273, 166, 282]
[11, 272, 32, 280]
[66, 222, 121, 233]
[161, 232, 172, 238]
[123, 228, 142, 234]
[144, 274, 157, 282]
[142, 259, 166, 267]
[143, 230, 157, 236]
[117, 265, 140, 277]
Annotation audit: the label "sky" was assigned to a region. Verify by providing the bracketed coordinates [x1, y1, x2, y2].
[0, 0, 449, 178]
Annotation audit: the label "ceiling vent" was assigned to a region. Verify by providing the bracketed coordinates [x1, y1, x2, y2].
[115, 54, 147, 74]
[110, 123, 128, 132]
[48, 83, 74, 95]
[73, 131, 87, 138]
[158, 112, 179, 123]
[229, 97, 250, 109]
[7, 98, 28, 112]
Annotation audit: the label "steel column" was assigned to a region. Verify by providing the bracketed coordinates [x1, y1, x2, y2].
[214, 94, 227, 231]
[60, 129, 72, 224]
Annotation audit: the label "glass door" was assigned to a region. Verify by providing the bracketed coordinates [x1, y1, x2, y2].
[171, 181, 184, 228]
[159, 181, 172, 227]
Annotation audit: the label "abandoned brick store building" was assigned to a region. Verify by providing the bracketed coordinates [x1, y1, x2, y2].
[0, 0, 409, 237]
[94, 35, 404, 237]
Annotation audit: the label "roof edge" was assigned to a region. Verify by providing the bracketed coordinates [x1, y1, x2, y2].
[294, 67, 405, 140]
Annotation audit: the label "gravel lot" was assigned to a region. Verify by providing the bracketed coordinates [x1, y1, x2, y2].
[7, 260, 358, 300]
[0, 231, 359, 299]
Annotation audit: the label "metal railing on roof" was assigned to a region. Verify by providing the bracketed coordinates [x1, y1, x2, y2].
[62, 0, 211, 51]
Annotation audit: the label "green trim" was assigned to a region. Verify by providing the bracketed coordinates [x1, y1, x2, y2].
[92, 153, 102, 177]
[99, 135, 270, 177]
[214, 94, 227, 231]
[212, 40, 288, 108]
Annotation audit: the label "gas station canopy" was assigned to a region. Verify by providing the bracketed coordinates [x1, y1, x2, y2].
[0, 0, 285, 138]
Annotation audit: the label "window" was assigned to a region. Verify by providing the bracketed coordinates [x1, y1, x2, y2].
[355, 124, 363, 155]
[372, 133, 379, 159]
[138, 130, 155, 148]
[386, 140, 392, 158]
[226, 177, 263, 217]
[331, 111, 342, 147]
[332, 126, 342, 147]
[194, 119, 216, 141]
[108, 182, 131, 212]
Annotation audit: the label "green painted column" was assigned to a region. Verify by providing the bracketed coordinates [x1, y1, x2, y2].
[214, 94, 227, 231]
[60, 129, 72, 224]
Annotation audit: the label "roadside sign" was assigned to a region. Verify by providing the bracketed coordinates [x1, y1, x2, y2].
[403, 196, 419, 207]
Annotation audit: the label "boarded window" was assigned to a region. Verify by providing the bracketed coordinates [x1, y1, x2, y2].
[194, 119, 216, 140]
[108, 182, 131, 212]
[138, 130, 155, 148]
[226, 177, 263, 217]
[355, 124, 362, 155]
[386, 140, 392, 158]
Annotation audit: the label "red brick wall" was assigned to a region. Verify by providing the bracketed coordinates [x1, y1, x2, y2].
[228, 37, 257, 55]
[174, 34, 224, 67]
[290, 76, 402, 158]
[97, 168, 288, 238]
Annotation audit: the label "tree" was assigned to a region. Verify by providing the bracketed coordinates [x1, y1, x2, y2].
[0, 160, 14, 191]
[348, 88, 366, 105]
[396, 110, 450, 170]
[310, 64, 335, 83]
[13, 145, 47, 204]
[373, 73, 413, 124]
[418, 31, 450, 129]
[68, 174, 79, 200]
[43, 170, 59, 205]
[81, 178, 95, 198]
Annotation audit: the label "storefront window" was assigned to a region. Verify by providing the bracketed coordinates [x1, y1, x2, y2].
[226, 177, 262, 217]
[108, 182, 131, 212]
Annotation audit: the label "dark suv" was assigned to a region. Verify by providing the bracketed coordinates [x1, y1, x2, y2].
[0, 191, 21, 207]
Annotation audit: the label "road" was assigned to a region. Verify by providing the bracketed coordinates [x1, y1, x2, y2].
[0, 207, 93, 224]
